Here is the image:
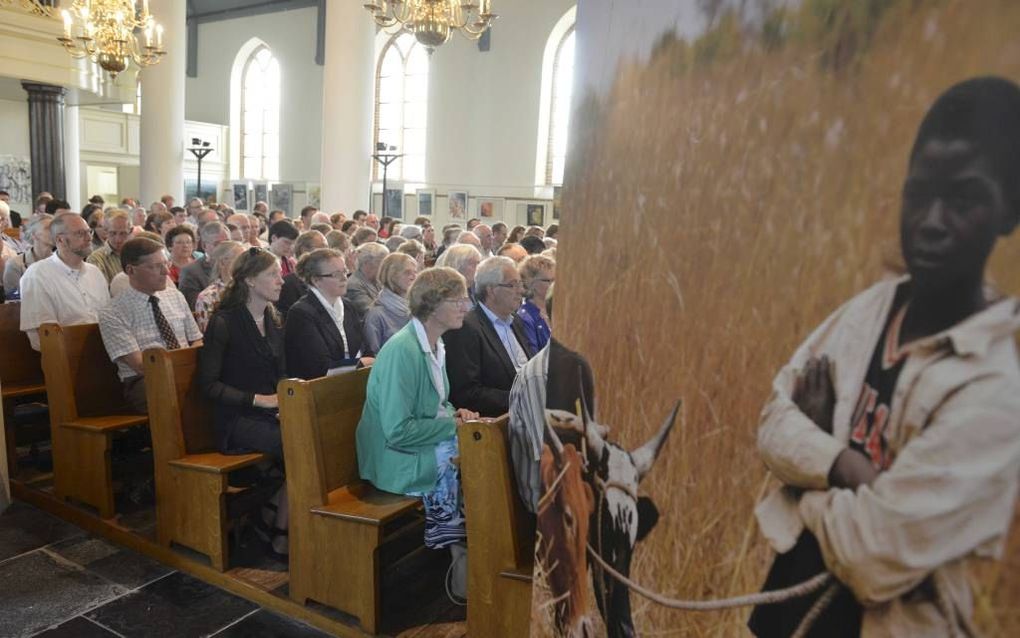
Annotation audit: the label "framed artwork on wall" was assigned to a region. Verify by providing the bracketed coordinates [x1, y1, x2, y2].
[184, 179, 217, 203]
[270, 183, 293, 215]
[526, 203, 545, 226]
[448, 191, 468, 219]
[476, 197, 503, 219]
[253, 182, 269, 207]
[385, 186, 404, 219]
[417, 189, 435, 216]
[231, 182, 250, 211]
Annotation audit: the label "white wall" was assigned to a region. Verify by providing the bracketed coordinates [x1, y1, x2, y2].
[185, 7, 323, 184]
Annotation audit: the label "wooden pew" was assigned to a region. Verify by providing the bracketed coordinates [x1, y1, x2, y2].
[279, 368, 424, 635]
[143, 347, 268, 571]
[38, 322, 148, 519]
[458, 416, 535, 638]
[0, 303, 46, 477]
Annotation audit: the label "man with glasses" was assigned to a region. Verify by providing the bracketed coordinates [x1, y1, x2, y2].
[86, 209, 132, 284]
[19, 212, 110, 350]
[99, 237, 202, 413]
[444, 256, 535, 417]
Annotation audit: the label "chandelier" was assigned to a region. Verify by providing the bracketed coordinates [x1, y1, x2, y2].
[57, 0, 166, 79]
[363, 0, 497, 53]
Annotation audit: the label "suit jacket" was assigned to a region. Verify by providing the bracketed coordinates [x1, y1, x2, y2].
[178, 256, 214, 310]
[444, 304, 534, 417]
[277, 272, 308, 316]
[284, 292, 367, 380]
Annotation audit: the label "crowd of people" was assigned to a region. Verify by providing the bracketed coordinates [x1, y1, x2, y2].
[0, 190, 558, 598]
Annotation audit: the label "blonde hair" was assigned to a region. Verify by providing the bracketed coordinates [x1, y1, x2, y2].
[379, 252, 417, 293]
[519, 254, 555, 300]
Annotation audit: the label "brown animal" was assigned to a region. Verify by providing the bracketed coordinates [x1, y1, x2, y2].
[538, 441, 596, 638]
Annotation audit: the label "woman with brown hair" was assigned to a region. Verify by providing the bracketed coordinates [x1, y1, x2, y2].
[165, 225, 196, 286]
[197, 247, 288, 556]
[507, 225, 526, 244]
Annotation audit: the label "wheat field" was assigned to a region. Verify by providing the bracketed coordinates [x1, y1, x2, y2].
[543, 1, 1020, 635]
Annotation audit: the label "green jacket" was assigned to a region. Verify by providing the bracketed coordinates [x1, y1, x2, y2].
[356, 321, 457, 495]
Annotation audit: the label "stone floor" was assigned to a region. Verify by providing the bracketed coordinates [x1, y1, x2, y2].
[0, 501, 339, 638]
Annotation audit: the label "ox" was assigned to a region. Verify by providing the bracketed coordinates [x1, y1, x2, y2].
[542, 402, 680, 638]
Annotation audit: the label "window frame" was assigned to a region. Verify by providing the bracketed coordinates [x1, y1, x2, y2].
[373, 32, 429, 184]
[239, 44, 280, 181]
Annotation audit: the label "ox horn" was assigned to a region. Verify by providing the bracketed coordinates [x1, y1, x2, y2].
[543, 413, 566, 461]
[578, 376, 606, 459]
[632, 400, 681, 481]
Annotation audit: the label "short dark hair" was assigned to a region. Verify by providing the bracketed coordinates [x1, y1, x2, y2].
[45, 199, 71, 215]
[164, 224, 196, 249]
[300, 205, 318, 220]
[81, 203, 102, 223]
[170, 206, 186, 216]
[88, 194, 104, 205]
[341, 220, 357, 233]
[269, 219, 299, 241]
[353, 210, 368, 221]
[121, 237, 165, 268]
[519, 235, 546, 255]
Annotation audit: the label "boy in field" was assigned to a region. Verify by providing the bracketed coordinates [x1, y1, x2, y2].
[751, 77, 1020, 636]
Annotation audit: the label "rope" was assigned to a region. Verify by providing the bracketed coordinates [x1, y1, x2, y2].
[585, 543, 833, 611]
[791, 582, 840, 638]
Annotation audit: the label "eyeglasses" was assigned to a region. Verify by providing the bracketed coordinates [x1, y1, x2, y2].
[443, 297, 472, 308]
[316, 270, 349, 280]
[496, 280, 524, 290]
[537, 277, 555, 284]
[60, 229, 91, 239]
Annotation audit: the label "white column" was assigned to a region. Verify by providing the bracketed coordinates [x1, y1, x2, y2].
[139, 0, 186, 206]
[320, 3, 375, 214]
[63, 104, 80, 210]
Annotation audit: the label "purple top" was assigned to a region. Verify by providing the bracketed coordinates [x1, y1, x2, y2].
[516, 300, 550, 353]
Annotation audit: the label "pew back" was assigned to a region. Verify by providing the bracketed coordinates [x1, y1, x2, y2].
[0, 303, 43, 387]
[39, 322, 128, 421]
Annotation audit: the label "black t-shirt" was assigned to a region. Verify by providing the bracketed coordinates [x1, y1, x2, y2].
[749, 285, 909, 637]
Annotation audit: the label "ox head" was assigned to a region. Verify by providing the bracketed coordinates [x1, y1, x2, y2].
[584, 400, 680, 638]
[538, 440, 596, 638]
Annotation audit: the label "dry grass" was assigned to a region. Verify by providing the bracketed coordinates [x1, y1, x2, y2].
[549, 1, 1020, 635]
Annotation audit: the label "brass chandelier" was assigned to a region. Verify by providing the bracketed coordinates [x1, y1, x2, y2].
[57, 0, 166, 79]
[363, 0, 497, 53]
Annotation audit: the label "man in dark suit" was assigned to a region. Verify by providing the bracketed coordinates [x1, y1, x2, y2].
[445, 256, 534, 417]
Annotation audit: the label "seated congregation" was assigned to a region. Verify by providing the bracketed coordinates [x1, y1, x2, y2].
[0, 192, 559, 635]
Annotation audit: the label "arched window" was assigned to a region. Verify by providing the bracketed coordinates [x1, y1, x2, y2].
[374, 33, 429, 183]
[536, 7, 577, 188]
[240, 45, 280, 180]
[547, 28, 575, 185]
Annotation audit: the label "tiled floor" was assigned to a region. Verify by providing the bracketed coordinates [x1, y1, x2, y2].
[0, 502, 333, 638]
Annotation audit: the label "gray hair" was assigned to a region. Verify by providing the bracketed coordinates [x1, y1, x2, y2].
[399, 224, 423, 241]
[199, 221, 227, 244]
[456, 230, 481, 247]
[355, 242, 388, 270]
[436, 243, 481, 274]
[23, 212, 54, 245]
[385, 235, 407, 252]
[474, 256, 515, 301]
[50, 211, 82, 238]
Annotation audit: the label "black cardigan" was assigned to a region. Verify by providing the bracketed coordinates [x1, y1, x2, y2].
[197, 304, 286, 425]
[284, 292, 368, 380]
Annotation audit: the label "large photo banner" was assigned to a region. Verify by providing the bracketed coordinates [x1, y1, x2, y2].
[532, 0, 1020, 635]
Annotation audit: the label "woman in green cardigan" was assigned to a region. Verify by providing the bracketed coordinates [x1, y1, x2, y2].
[356, 266, 479, 598]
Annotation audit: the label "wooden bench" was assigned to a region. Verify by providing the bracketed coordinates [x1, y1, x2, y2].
[279, 368, 424, 635]
[38, 322, 148, 519]
[143, 347, 268, 571]
[0, 302, 47, 476]
[458, 416, 535, 638]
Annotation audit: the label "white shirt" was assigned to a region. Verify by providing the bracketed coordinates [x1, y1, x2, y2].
[99, 285, 202, 380]
[310, 286, 351, 356]
[19, 252, 110, 350]
[411, 317, 451, 418]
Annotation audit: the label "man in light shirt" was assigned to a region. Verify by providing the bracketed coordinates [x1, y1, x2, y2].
[19, 212, 111, 350]
[86, 209, 132, 284]
[99, 237, 202, 412]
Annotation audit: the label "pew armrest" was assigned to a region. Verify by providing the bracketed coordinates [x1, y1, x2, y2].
[168, 452, 267, 474]
[61, 414, 148, 432]
[312, 482, 422, 526]
[1, 382, 46, 400]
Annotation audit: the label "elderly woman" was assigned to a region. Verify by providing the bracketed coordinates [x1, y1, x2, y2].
[356, 267, 479, 599]
[397, 238, 426, 270]
[364, 252, 417, 353]
[197, 247, 288, 557]
[194, 241, 245, 332]
[284, 248, 371, 379]
[436, 244, 482, 306]
[345, 242, 388, 317]
[3, 213, 53, 298]
[517, 254, 555, 352]
[165, 225, 197, 285]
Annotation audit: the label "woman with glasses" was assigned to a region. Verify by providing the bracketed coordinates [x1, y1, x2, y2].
[516, 254, 555, 352]
[165, 225, 197, 286]
[364, 252, 417, 353]
[284, 248, 372, 380]
[356, 267, 480, 601]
